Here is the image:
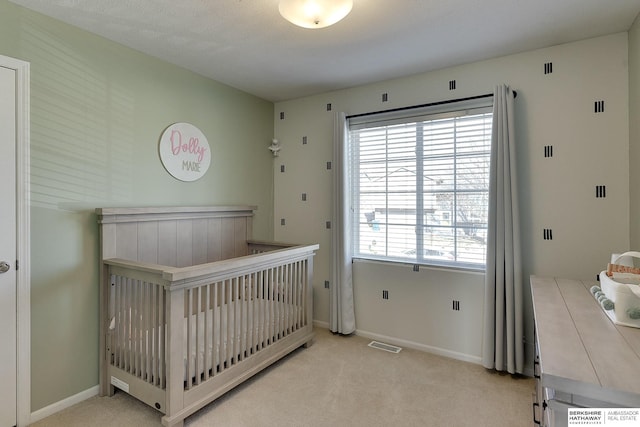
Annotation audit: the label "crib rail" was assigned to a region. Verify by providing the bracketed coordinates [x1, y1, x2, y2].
[103, 243, 318, 395]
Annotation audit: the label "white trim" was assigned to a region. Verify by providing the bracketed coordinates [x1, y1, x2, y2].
[0, 54, 31, 427]
[354, 328, 483, 365]
[314, 320, 484, 366]
[29, 386, 99, 424]
[313, 319, 330, 329]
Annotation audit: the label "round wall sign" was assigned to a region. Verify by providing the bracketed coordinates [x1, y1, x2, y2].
[159, 122, 211, 181]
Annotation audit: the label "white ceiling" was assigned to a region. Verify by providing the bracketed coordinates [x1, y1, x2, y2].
[8, 0, 640, 102]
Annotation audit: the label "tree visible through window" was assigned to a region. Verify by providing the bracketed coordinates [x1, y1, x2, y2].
[349, 99, 492, 268]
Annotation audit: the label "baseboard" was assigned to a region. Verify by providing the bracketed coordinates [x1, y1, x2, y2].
[354, 328, 483, 365]
[312, 321, 481, 365]
[30, 385, 99, 424]
[313, 319, 329, 329]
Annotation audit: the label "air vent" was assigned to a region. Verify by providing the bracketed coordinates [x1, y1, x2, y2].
[326, 103, 332, 111]
[449, 80, 456, 90]
[368, 341, 402, 354]
[544, 145, 553, 158]
[543, 229, 553, 240]
[596, 185, 606, 198]
[302, 136, 307, 145]
[382, 93, 388, 102]
[544, 62, 553, 74]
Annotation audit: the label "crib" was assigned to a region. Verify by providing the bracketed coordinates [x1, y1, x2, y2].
[97, 206, 319, 427]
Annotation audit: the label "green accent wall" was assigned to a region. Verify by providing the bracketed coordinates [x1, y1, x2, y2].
[0, 0, 274, 411]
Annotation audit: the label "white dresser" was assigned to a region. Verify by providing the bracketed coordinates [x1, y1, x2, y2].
[530, 276, 640, 426]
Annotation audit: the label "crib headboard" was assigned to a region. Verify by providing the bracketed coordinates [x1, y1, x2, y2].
[96, 206, 256, 267]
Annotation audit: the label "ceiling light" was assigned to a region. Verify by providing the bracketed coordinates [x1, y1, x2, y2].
[279, 0, 353, 29]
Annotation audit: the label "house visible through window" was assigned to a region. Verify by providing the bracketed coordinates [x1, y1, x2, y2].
[348, 97, 493, 269]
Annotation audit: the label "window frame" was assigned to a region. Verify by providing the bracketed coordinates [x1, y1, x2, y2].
[347, 96, 493, 270]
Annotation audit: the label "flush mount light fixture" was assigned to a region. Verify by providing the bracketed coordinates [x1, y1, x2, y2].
[279, 0, 353, 29]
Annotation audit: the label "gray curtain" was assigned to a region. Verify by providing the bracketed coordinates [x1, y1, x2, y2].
[482, 85, 523, 374]
[330, 112, 356, 334]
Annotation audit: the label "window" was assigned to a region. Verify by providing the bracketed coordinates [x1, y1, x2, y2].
[348, 97, 493, 269]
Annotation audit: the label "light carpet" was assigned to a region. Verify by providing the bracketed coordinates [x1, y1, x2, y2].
[32, 328, 535, 426]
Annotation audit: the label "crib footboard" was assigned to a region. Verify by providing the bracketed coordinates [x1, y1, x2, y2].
[100, 243, 318, 427]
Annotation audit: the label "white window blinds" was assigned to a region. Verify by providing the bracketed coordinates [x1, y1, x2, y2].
[348, 97, 493, 268]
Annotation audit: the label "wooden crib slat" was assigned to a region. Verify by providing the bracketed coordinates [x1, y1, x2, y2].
[135, 280, 141, 377]
[213, 281, 219, 375]
[238, 276, 244, 361]
[228, 278, 234, 367]
[186, 288, 193, 389]
[194, 286, 201, 386]
[267, 268, 273, 346]
[258, 270, 264, 352]
[234, 277, 241, 363]
[293, 261, 298, 330]
[204, 284, 210, 381]
[159, 285, 165, 389]
[148, 283, 155, 385]
[285, 263, 295, 335]
[277, 265, 283, 340]
[126, 278, 132, 374]
[249, 272, 256, 355]
[223, 279, 229, 372]
[297, 261, 302, 328]
[284, 263, 290, 336]
[142, 282, 148, 381]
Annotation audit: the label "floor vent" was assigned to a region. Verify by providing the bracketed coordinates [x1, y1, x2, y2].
[368, 341, 402, 354]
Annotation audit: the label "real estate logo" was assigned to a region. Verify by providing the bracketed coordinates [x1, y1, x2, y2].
[159, 122, 211, 181]
[568, 408, 640, 426]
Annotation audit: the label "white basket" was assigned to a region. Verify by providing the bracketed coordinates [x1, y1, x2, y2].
[597, 251, 640, 328]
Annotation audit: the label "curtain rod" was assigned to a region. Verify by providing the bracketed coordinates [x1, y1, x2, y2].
[346, 90, 517, 120]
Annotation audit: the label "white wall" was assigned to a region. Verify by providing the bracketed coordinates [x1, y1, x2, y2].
[274, 33, 630, 367]
[630, 16, 640, 248]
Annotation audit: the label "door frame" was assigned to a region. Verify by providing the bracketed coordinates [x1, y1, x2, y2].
[1, 54, 31, 427]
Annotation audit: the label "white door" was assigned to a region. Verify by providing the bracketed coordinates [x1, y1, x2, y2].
[0, 65, 17, 427]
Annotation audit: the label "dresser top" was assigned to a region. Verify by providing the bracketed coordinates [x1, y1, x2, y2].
[531, 276, 640, 406]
